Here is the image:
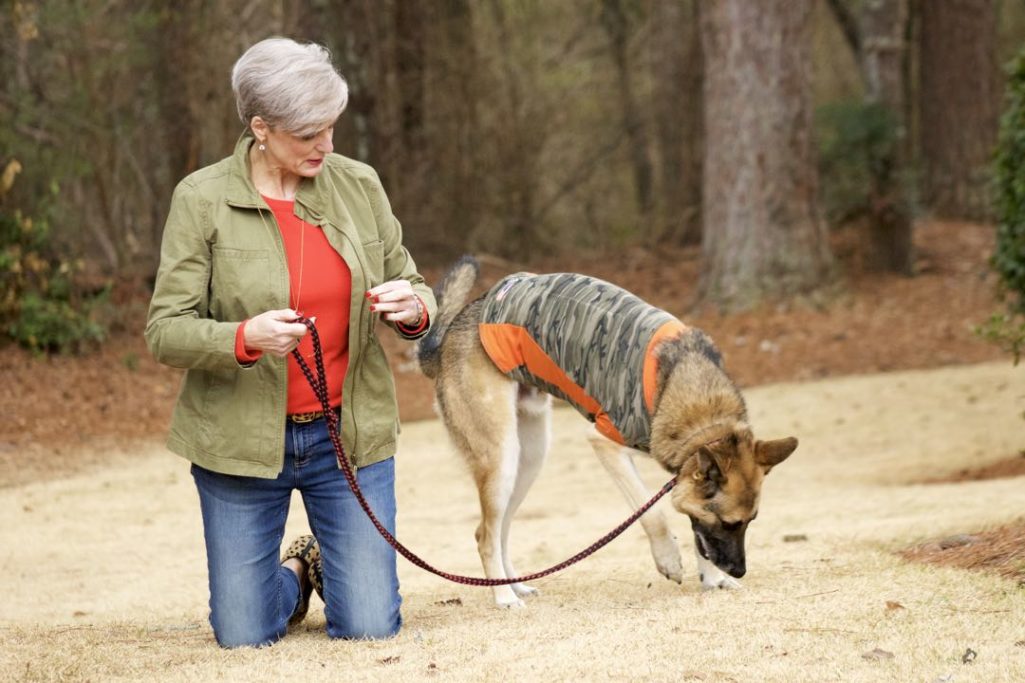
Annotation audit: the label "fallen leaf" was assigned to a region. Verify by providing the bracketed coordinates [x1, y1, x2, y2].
[434, 597, 462, 606]
[961, 648, 977, 664]
[1015, 640, 1025, 648]
[377, 656, 400, 665]
[861, 648, 895, 661]
[885, 601, 906, 612]
[783, 534, 808, 543]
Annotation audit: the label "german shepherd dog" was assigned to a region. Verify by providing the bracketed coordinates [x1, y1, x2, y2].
[417, 257, 797, 607]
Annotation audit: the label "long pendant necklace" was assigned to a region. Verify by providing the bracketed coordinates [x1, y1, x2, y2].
[257, 204, 306, 313]
[292, 217, 305, 313]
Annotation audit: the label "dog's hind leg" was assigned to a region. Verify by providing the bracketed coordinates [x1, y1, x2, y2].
[441, 371, 528, 607]
[588, 435, 683, 584]
[498, 387, 552, 599]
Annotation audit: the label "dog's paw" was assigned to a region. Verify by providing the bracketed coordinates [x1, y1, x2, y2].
[511, 582, 539, 598]
[695, 549, 742, 591]
[495, 596, 527, 609]
[493, 585, 527, 609]
[651, 536, 683, 584]
[699, 572, 743, 591]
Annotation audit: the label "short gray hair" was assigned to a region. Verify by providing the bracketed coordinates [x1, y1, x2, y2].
[232, 37, 348, 136]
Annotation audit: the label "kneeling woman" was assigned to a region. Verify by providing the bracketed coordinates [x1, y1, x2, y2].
[145, 37, 435, 648]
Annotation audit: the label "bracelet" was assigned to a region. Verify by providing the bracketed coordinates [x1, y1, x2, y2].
[412, 296, 424, 326]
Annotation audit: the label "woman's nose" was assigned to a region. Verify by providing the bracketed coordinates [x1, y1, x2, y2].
[316, 131, 333, 153]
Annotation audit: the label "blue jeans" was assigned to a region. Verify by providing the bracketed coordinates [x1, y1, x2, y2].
[191, 416, 402, 648]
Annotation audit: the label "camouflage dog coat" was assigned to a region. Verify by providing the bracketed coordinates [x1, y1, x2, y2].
[478, 272, 686, 451]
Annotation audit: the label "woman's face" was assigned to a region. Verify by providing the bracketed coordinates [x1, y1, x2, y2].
[260, 121, 335, 179]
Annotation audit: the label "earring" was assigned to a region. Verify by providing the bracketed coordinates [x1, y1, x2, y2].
[258, 142, 266, 151]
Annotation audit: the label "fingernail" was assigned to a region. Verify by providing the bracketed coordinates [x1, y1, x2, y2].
[365, 291, 372, 299]
[369, 305, 376, 312]
[372, 296, 380, 304]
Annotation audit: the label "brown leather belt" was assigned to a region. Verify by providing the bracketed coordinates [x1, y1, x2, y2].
[287, 407, 338, 424]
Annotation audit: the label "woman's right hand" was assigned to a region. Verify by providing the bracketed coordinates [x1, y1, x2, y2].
[243, 309, 308, 357]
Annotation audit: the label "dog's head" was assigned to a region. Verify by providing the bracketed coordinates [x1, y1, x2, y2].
[667, 424, 797, 578]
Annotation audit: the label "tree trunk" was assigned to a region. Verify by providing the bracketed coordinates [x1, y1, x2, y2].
[424, 0, 482, 256]
[918, 0, 1000, 220]
[860, 0, 914, 273]
[699, 0, 832, 310]
[650, 0, 703, 246]
[600, 0, 654, 218]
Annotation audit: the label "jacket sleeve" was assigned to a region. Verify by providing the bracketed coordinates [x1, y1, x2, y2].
[361, 170, 437, 340]
[144, 181, 248, 370]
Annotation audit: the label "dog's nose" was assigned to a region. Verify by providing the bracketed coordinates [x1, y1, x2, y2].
[727, 563, 746, 579]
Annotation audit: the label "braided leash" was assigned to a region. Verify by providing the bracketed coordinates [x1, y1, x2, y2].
[291, 317, 677, 586]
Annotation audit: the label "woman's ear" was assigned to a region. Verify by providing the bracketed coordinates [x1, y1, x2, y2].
[250, 116, 269, 143]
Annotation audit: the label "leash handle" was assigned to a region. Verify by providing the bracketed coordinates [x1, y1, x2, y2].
[291, 317, 677, 586]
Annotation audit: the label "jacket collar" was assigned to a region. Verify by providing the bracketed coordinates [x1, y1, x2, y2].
[225, 133, 329, 220]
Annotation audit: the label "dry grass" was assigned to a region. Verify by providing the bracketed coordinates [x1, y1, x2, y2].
[2, 361, 1024, 682]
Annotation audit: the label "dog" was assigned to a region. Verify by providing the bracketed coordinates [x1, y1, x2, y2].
[417, 256, 797, 607]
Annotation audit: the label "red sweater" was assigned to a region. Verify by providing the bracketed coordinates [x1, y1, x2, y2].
[236, 196, 352, 414]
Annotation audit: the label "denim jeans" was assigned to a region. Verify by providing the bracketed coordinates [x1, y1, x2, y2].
[191, 416, 402, 648]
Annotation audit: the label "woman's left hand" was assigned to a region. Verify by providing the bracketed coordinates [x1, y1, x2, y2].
[367, 280, 423, 326]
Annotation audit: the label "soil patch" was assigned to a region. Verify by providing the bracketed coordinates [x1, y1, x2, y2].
[921, 451, 1025, 484]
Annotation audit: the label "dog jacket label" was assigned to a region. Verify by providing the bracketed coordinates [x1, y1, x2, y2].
[479, 272, 686, 451]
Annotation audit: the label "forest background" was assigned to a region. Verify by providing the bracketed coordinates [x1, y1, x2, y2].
[1, 0, 1018, 309]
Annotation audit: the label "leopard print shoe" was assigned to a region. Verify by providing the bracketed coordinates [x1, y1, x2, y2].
[308, 551, 323, 603]
[281, 534, 321, 626]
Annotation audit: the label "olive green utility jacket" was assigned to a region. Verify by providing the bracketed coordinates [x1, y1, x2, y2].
[145, 134, 436, 478]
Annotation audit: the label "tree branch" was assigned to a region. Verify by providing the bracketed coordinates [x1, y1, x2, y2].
[825, 0, 862, 58]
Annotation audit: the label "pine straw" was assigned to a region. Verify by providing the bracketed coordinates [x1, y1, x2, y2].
[2, 361, 1024, 682]
[900, 523, 1025, 583]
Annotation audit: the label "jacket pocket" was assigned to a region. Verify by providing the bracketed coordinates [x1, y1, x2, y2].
[361, 239, 385, 289]
[210, 247, 271, 319]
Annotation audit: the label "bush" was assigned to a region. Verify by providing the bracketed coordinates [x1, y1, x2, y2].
[1, 159, 109, 354]
[816, 100, 904, 224]
[990, 48, 1025, 363]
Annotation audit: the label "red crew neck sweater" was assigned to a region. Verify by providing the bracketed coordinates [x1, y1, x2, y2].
[235, 196, 351, 414]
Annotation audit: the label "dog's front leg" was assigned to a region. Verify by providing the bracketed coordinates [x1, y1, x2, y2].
[589, 436, 683, 584]
[693, 544, 743, 591]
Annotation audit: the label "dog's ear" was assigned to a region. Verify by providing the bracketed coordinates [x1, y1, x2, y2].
[692, 448, 725, 497]
[754, 437, 798, 472]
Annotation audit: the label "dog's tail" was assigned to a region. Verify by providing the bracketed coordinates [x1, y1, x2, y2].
[417, 255, 481, 379]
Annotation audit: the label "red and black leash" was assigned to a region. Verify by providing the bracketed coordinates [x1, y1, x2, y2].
[291, 317, 677, 586]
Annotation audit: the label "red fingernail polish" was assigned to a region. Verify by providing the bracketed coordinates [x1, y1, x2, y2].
[372, 296, 380, 304]
[369, 305, 376, 312]
[365, 291, 372, 299]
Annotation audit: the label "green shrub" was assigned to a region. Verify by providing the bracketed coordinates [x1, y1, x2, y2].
[1, 159, 109, 354]
[991, 48, 1025, 363]
[816, 100, 905, 224]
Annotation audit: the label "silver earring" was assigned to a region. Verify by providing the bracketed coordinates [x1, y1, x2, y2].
[258, 143, 266, 151]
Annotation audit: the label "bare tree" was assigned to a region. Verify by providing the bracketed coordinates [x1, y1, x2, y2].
[699, 0, 832, 310]
[600, 0, 653, 218]
[918, 0, 1000, 220]
[650, 0, 703, 246]
[859, 0, 914, 273]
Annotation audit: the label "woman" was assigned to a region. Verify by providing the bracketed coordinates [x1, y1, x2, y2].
[145, 37, 435, 648]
